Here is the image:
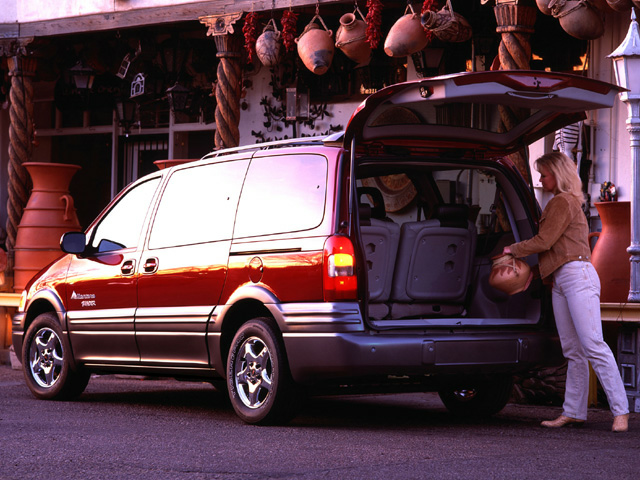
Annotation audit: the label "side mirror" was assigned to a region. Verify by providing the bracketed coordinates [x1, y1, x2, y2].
[60, 231, 87, 255]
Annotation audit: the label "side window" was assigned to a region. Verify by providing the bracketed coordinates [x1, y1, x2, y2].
[148, 160, 249, 249]
[91, 177, 160, 252]
[234, 154, 328, 238]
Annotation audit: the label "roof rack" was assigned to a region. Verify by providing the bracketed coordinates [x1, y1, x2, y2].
[201, 132, 345, 159]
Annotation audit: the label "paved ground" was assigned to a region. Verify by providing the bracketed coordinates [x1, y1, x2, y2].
[1, 364, 639, 480]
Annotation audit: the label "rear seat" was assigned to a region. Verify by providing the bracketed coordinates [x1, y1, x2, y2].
[358, 187, 400, 319]
[390, 204, 476, 318]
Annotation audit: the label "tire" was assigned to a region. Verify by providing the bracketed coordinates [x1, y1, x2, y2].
[22, 312, 90, 400]
[227, 318, 298, 425]
[438, 375, 513, 418]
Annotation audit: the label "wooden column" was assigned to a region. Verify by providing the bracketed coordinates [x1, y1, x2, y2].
[200, 13, 243, 150]
[1, 40, 36, 290]
[493, 0, 537, 182]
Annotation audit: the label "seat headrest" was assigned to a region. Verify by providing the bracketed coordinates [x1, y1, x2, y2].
[434, 204, 469, 228]
[357, 187, 386, 219]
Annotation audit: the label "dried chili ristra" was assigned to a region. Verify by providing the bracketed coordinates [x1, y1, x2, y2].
[243, 12, 259, 63]
[281, 9, 298, 53]
[365, 0, 383, 50]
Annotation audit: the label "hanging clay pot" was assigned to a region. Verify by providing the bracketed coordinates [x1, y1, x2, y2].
[421, 1, 472, 43]
[384, 4, 428, 58]
[606, 0, 633, 11]
[296, 14, 334, 75]
[536, 0, 553, 14]
[256, 18, 283, 67]
[549, 0, 604, 40]
[589, 201, 631, 303]
[14, 163, 82, 292]
[335, 8, 371, 67]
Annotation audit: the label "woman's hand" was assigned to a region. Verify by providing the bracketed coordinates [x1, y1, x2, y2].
[502, 246, 512, 255]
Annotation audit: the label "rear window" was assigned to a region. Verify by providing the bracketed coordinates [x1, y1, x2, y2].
[233, 154, 328, 238]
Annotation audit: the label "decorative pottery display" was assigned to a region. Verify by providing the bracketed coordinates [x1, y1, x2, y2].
[421, 3, 473, 43]
[384, 4, 428, 58]
[14, 162, 82, 292]
[256, 18, 282, 67]
[536, 0, 553, 14]
[489, 253, 533, 296]
[335, 8, 371, 67]
[589, 201, 631, 303]
[296, 14, 334, 75]
[549, 0, 605, 40]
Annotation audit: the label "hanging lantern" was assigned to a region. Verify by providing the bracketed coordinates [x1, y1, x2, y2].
[70, 61, 95, 90]
[166, 82, 191, 113]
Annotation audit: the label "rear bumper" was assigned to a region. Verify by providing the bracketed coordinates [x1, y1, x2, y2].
[283, 329, 563, 384]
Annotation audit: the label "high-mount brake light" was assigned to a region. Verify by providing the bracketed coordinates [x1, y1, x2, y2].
[323, 235, 357, 301]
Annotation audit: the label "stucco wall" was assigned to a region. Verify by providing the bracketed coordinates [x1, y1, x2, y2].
[0, 0, 17, 24]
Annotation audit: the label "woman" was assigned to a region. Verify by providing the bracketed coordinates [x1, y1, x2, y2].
[503, 152, 629, 432]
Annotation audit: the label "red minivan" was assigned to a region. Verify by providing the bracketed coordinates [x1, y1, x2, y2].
[12, 71, 622, 424]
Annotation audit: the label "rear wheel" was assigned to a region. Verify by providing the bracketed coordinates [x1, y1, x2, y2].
[438, 375, 513, 418]
[22, 312, 90, 400]
[227, 318, 298, 425]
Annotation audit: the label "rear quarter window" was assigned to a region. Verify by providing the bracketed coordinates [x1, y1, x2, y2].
[233, 154, 328, 238]
[148, 160, 249, 249]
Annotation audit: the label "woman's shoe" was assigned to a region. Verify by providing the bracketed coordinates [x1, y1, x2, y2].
[541, 415, 585, 428]
[612, 414, 629, 433]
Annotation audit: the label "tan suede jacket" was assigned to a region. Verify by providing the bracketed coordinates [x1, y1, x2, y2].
[509, 192, 591, 280]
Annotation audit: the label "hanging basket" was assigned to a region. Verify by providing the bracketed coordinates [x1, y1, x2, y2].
[421, 0, 473, 43]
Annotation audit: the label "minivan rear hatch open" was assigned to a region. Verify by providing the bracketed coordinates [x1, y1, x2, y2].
[344, 70, 623, 159]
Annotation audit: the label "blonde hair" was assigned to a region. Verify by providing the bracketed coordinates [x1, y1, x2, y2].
[535, 152, 584, 202]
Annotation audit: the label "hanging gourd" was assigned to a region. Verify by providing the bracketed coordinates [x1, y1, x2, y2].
[384, 3, 428, 58]
[256, 18, 283, 67]
[296, 12, 334, 75]
[421, 0, 472, 43]
[335, 5, 371, 67]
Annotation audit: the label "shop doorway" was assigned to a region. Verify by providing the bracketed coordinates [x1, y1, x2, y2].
[118, 135, 169, 191]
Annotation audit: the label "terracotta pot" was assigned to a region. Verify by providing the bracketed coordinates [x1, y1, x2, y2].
[14, 162, 82, 292]
[421, 5, 473, 43]
[335, 10, 371, 67]
[549, 0, 604, 40]
[256, 19, 282, 67]
[606, 0, 633, 11]
[489, 254, 533, 296]
[384, 5, 428, 58]
[589, 201, 631, 303]
[296, 15, 334, 75]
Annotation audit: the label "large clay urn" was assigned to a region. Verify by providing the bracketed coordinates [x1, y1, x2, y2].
[335, 11, 371, 67]
[384, 6, 428, 58]
[589, 201, 631, 303]
[14, 162, 82, 292]
[296, 15, 334, 75]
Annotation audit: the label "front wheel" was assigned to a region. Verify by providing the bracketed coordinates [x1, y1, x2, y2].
[22, 312, 90, 400]
[227, 318, 297, 425]
[438, 375, 513, 418]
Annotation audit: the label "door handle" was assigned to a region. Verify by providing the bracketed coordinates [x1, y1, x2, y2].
[121, 259, 136, 276]
[143, 257, 159, 274]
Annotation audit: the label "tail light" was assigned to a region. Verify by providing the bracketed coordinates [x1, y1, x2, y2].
[323, 235, 357, 301]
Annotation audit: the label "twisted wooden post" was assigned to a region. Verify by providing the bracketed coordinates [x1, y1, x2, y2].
[5, 54, 36, 287]
[494, 1, 537, 181]
[200, 13, 243, 150]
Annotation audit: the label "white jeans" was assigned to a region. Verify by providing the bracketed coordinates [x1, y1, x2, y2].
[552, 261, 629, 419]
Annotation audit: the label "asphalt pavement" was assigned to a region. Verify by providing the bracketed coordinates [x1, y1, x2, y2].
[1, 364, 639, 480]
